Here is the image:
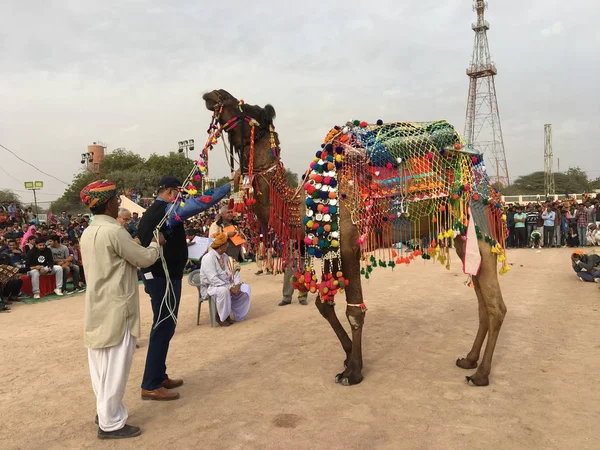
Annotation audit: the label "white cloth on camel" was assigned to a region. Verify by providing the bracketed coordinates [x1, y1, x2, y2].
[87, 320, 137, 432]
[200, 249, 251, 322]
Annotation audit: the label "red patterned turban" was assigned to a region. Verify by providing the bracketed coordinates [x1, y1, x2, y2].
[80, 180, 117, 208]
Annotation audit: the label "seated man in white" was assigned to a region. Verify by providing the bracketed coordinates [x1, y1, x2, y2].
[25, 237, 64, 299]
[200, 232, 250, 327]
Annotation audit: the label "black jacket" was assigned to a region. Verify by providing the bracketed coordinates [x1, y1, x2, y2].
[578, 254, 600, 272]
[138, 199, 187, 280]
[25, 247, 54, 271]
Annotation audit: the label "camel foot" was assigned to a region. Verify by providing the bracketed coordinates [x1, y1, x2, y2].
[456, 357, 478, 370]
[465, 373, 489, 386]
[334, 371, 363, 386]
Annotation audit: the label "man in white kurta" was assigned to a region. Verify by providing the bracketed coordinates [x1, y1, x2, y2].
[79, 180, 162, 440]
[200, 232, 251, 325]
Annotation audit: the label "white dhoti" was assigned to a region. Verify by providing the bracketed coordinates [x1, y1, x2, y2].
[208, 284, 251, 322]
[87, 322, 137, 432]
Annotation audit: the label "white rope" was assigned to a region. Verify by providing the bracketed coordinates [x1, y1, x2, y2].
[151, 228, 178, 329]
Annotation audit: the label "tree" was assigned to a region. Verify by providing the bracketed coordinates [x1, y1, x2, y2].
[500, 167, 592, 196]
[50, 172, 95, 213]
[103, 168, 162, 196]
[145, 152, 196, 184]
[100, 148, 145, 175]
[285, 168, 299, 187]
[0, 189, 20, 205]
[213, 176, 231, 188]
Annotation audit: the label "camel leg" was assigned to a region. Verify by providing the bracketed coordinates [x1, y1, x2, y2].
[334, 305, 365, 386]
[314, 298, 353, 370]
[323, 203, 365, 386]
[456, 238, 507, 386]
[454, 238, 488, 370]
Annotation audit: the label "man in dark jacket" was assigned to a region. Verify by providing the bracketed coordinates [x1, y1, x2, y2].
[137, 177, 186, 401]
[137, 176, 231, 401]
[25, 237, 64, 299]
[571, 251, 600, 282]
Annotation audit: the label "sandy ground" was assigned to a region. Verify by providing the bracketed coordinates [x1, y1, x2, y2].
[1, 247, 599, 450]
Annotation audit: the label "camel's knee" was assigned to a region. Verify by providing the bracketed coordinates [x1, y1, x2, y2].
[346, 308, 365, 330]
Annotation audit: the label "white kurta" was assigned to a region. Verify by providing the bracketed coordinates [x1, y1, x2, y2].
[200, 249, 251, 322]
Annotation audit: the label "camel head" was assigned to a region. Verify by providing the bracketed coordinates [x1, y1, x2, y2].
[202, 89, 278, 173]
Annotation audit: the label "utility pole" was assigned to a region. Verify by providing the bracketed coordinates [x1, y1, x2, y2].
[544, 124, 555, 195]
[24, 181, 43, 214]
[464, 0, 510, 186]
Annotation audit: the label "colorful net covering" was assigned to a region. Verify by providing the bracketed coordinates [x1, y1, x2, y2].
[294, 119, 508, 304]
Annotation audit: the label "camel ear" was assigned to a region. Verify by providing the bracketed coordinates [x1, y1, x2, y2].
[264, 104, 276, 124]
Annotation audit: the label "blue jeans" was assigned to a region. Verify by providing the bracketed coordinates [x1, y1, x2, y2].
[141, 277, 182, 390]
[577, 226, 587, 246]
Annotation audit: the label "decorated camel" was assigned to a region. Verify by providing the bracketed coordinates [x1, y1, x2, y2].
[201, 89, 508, 387]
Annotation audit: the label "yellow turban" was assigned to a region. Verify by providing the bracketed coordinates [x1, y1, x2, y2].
[210, 232, 228, 249]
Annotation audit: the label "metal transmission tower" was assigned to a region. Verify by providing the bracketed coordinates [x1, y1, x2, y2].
[464, 0, 510, 186]
[544, 124, 555, 195]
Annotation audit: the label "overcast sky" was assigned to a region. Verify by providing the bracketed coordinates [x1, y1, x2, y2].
[1, 0, 598, 204]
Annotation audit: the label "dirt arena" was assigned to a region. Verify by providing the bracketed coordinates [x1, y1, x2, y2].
[1, 247, 599, 450]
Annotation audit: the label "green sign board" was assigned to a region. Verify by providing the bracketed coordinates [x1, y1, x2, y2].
[24, 181, 43, 190]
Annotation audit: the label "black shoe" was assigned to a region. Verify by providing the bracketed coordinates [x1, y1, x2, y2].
[255, 270, 263, 275]
[299, 297, 308, 305]
[278, 299, 292, 306]
[97, 424, 141, 440]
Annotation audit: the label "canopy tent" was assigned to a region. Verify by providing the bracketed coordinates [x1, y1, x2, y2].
[119, 195, 146, 216]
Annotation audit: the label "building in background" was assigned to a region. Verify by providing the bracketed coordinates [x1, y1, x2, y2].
[85, 142, 106, 175]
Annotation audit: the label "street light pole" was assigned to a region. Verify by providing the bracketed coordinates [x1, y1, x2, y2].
[81, 152, 95, 176]
[178, 139, 194, 159]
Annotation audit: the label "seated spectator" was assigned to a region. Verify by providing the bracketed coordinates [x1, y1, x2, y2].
[199, 232, 251, 327]
[70, 238, 85, 283]
[23, 235, 37, 254]
[1, 239, 27, 272]
[20, 225, 37, 250]
[0, 254, 23, 309]
[26, 237, 64, 299]
[571, 250, 600, 283]
[48, 235, 84, 293]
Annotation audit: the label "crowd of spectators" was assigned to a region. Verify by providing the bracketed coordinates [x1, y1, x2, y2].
[505, 195, 600, 249]
[0, 204, 94, 311]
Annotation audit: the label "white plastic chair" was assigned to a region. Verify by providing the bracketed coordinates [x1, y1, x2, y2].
[187, 270, 217, 328]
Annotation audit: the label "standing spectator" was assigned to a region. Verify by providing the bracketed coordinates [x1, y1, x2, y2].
[552, 206, 561, 248]
[576, 204, 588, 247]
[7, 203, 16, 221]
[58, 211, 70, 229]
[208, 206, 244, 261]
[541, 204, 556, 248]
[513, 206, 527, 248]
[506, 206, 515, 248]
[25, 237, 64, 299]
[560, 208, 569, 247]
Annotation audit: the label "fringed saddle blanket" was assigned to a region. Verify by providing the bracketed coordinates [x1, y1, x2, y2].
[293, 119, 509, 304]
